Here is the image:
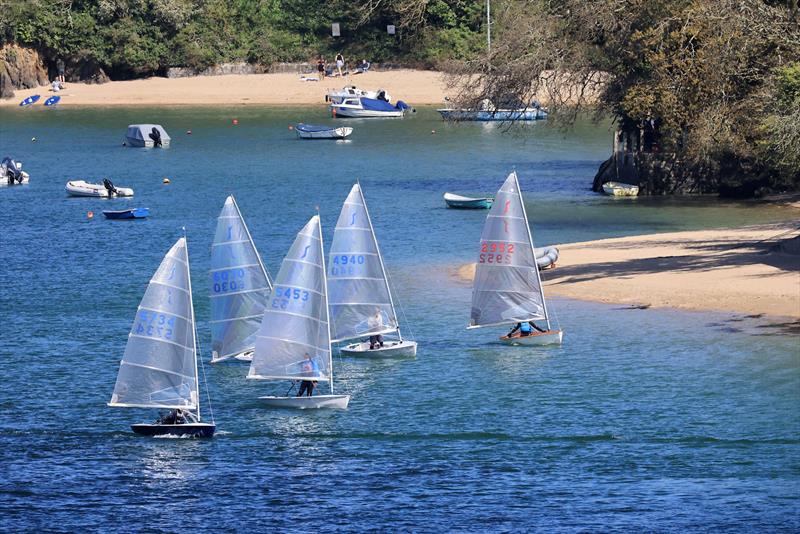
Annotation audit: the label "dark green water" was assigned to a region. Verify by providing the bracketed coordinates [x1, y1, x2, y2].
[0, 106, 798, 531]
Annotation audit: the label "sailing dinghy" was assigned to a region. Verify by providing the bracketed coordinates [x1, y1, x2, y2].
[248, 215, 350, 409]
[468, 171, 563, 345]
[209, 196, 273, 363]
[108, 236, 216, 437]
[329, 183, 417, 357]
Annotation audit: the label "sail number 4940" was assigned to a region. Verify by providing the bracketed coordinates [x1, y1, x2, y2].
[479, 242, 515, 264]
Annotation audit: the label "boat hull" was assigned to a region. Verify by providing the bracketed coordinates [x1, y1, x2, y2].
[131, 423, 216, 437]
[437, 109, 547, 121]
[103, 208, 149, 219]
[1, 171, 29, 186]
[296, 126, 353, 139]
[339, 339, 418, 358]
[602, 182, 639, 196]
[500, 330, 563, 346]
[125, 137, 171, 148]
[444, 193, 493, 209]
[259, 395, 350, 409]
[331, 106, 405, 118]
[234, 350, 254, 362]
[66, 180, 134, 198]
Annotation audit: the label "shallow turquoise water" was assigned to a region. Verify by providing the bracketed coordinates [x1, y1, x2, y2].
[0, 106, 798, 531]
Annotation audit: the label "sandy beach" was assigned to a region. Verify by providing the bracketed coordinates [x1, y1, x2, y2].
[1, 69, 450, 107]
[456, 223, 800, 319]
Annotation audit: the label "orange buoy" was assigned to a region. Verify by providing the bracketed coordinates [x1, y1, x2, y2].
[288, 125, 294, 130]
[87, 211, 94, 219]
[332, 108, 337, 118]
[232, 118, 239, 125]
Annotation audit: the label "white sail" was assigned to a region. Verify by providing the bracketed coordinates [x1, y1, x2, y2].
[109, 237, 199, 409]
[328, 184, 398, 342]
[248, 215, 332, 382]
[209, 196, 273, 362]
[469, 171, 548, 328]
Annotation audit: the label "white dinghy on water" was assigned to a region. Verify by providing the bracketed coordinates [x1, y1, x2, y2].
[209, 195, 273, 363]
[329, 183, 417, 357]
[248, 215, 350, 409]
[468, 171, 563, 346]
[108, 236, 216, 437]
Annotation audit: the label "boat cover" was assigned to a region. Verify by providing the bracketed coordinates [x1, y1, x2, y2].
[296, 124, 336, 133]
[360, 98, 399, 112]
[126, 124, 171, 143]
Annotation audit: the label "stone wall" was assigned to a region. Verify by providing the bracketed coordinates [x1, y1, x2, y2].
[0, 45, 48, 99]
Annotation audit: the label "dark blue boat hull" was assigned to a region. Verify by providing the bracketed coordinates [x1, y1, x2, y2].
[103, 208, 149, 219]
[131, 423, 215, 437]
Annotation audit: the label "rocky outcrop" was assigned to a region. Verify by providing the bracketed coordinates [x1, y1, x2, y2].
[0, 45, 48, 99]
[70, 59, 110, 84]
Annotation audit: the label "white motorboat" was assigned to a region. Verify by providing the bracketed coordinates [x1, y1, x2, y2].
[328, 183, 418, 358]
[331, 96, 411, 118]
[209, 196, 273, 363]
[66, 180, 134, 197]
[467, 171, 563, 346]
[125, 124, 171, 148]
[438, 98, 548, 121]
[295, 123, 353, 139]
[108, 236, 216, 437]
[602, 181, 640, 196]
[1, 157, 29, 186]
[326, 86, 390, 104]
[248, 215, 350, 410]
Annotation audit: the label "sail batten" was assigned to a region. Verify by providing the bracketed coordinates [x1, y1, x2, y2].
[328, 184, 399, 342]
[209, 196, 273, 362]
[469, 172, 548, 328]
[249, 215, 333, 383]
[109, 237, 199, 410]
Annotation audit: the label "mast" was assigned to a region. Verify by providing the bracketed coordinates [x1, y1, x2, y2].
[513, 171, 551, 330]
[231, 195, 273, 290]
[184, 233, 202, 421]
[357, 182, 402, 341]
[316, 214, 335, 394]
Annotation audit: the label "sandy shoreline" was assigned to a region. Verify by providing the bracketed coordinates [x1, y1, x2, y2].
[456, 223, 800, 319]
[1, 69, 450, 107]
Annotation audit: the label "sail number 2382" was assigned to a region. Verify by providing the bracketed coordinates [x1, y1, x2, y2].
[479, 242, 515, 264]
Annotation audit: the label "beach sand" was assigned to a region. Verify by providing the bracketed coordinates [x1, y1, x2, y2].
[456, 223, 800, 319]
[1, 69, 449, 107]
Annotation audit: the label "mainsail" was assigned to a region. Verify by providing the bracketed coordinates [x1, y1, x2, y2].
[109, 237, 199, 409]
[469, 171, 548, 328]
[248, 215, 332, 382]
[209, 196, 273, 362]
[328, 183, 398, 342]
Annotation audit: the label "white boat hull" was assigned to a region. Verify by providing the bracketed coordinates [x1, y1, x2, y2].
[259, 394, 350, 409]
[339, 339, 418, 357]
[66, 180, 134, 197]
[210, 349, 253, 363]
[331, 106, 405, 118]
[602, 182, 639, 196]
[500, 330, 563, 346]
[296, 127, 353, 139]
[125, 137, 171, 148]
[1, 171, 29, 186]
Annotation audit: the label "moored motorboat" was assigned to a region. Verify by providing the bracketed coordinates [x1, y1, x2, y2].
[602, 181, 639, 196]
[103, 208, 149, 219]
[295, 123, 353, 139]
[326, 86, 389, 104]
[1, 157, 29, 186]
[331, 96, 411, 118]
[125, 124, 171, 148]
[444, 192, 494, 209]
[66, 179, 134, 197]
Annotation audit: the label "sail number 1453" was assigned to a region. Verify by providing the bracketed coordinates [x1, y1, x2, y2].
[479, 242, 515, 264]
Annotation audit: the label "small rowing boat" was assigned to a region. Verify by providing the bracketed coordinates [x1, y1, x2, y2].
[295, 123, 353, 139]
[444, 192, 494, 209]
[103, 208, 149, 219]
[602, 181, 639, 196]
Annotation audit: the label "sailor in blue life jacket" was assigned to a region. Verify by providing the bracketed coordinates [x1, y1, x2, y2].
[297, 353, 320, 397]
[508, 321, 547, 337]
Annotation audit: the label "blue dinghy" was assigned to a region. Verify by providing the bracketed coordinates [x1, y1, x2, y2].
[295, 123, 353, 139]
[19, 95, 41, 107]
[443, 192, 494, 209]
[103, 207, 150, 220]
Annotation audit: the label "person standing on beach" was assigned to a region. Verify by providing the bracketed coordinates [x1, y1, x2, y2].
[56, 58, 65, 83]
[317, 56, 325, 80]
[335, 53, 345, 77]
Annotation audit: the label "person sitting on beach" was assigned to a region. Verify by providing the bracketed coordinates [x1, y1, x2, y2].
[297, 353, 319, 397]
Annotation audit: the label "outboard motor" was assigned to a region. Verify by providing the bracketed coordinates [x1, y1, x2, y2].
[148, 127, 163, 148]
[103, 178, 118, 197]
[395, 100, 411, 111]
[2, 157, 22, 184]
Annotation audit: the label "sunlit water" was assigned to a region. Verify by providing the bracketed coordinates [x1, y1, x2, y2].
[1, 106, 797, 531]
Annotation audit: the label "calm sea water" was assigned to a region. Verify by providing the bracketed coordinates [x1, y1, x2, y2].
[1, 106, 798, 531]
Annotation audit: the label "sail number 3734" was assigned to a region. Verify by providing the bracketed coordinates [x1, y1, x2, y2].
[479, 242, 515, 264]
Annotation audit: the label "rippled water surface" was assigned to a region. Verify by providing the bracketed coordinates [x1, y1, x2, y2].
[1, 106, 798, 531]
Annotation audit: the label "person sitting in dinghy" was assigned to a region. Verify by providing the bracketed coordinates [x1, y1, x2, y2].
[508, 321, 547, 337]
[297, 353, 320, 397]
